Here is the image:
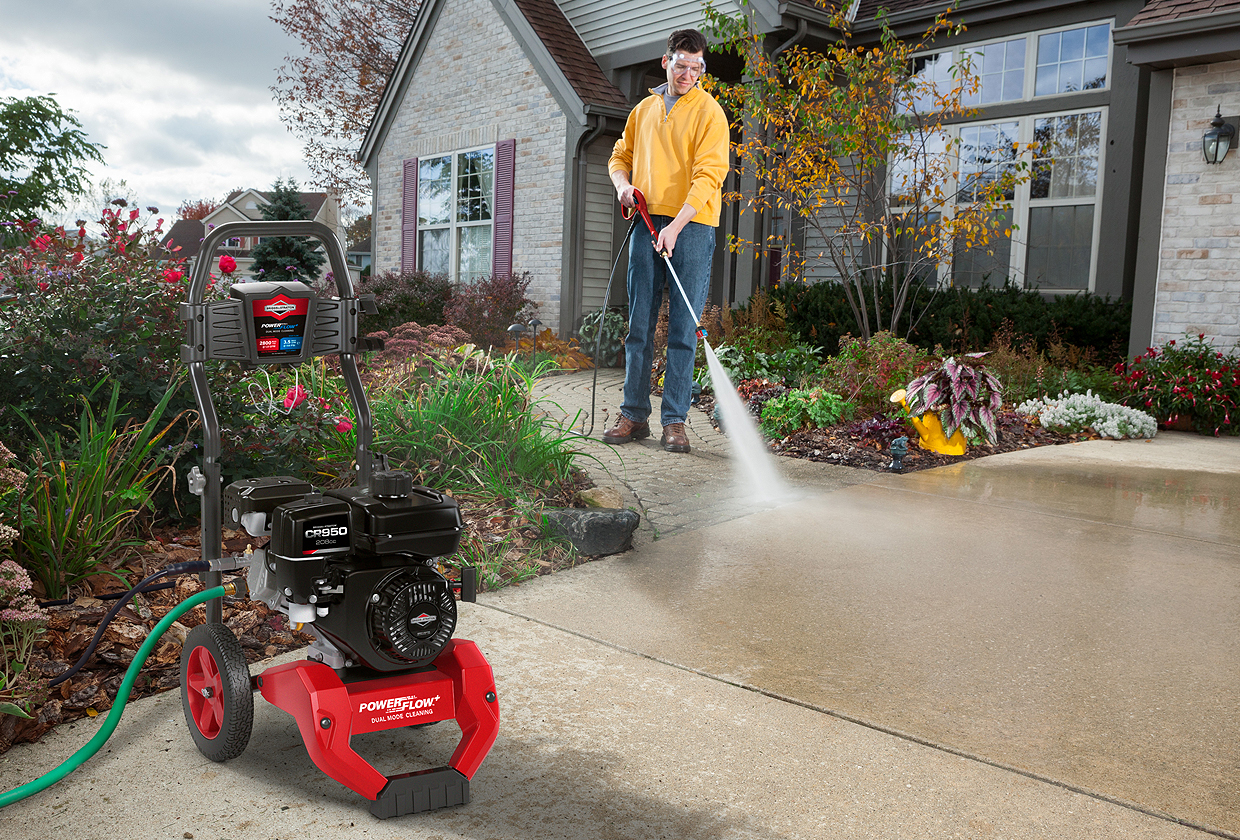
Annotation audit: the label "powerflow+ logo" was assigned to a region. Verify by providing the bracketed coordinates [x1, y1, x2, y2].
[359, 693, 441, 715]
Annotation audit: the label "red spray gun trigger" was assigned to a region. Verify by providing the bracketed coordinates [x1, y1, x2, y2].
[621, 188, 658, 238]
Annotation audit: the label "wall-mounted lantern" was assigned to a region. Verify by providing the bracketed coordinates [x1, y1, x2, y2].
[1203, 107, 1236, 165]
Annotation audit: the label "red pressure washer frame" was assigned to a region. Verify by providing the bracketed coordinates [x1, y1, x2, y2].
[180, 221, 498, 818]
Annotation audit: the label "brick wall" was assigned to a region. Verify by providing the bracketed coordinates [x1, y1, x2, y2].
[1155, 62, 1240, 351]
[373, 0, 568, 327]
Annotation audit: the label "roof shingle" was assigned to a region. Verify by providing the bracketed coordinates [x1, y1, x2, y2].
[510, 0, 628, 108]
[1127, 0, 1240, 26]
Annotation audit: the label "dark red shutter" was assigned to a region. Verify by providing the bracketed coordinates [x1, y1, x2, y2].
[401, 157, 418, 271]
[492, 139, 515, 279]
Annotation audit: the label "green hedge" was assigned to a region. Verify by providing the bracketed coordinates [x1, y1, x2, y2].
[771, 281, 1131, 365]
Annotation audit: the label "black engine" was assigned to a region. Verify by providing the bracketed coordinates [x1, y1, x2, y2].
[225, 471, 466, 672]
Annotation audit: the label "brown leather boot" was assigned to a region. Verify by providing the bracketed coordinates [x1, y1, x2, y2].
[661, 422, 690, 453]
[602, 415, 650, 445]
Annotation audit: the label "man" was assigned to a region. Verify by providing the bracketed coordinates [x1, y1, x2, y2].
[605, 28, 729, 453]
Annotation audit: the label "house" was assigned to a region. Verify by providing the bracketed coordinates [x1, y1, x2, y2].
[360, 0, 1239, 356]
[160, 188, 346, 282]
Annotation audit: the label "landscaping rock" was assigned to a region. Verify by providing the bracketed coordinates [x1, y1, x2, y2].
[579, 486, 623, 509]
[542, 508, 639, 556]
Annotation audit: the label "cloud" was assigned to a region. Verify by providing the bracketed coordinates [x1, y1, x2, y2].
[0, 0, 314, 218]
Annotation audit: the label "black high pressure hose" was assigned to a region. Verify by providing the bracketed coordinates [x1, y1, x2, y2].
[47, 560, 210, 688]
[581, 214, 641, 438]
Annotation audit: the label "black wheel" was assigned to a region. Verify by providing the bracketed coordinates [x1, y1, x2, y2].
[180, 622, 254, 761]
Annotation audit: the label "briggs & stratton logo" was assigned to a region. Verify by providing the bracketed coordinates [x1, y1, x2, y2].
[263, 297, 300, 318]
[409, 612, 436, 627]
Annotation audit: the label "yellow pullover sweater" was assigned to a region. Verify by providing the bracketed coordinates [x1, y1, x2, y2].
[608, 84, 730, 227]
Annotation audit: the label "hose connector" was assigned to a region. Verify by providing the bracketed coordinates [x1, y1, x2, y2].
[223, 577, 250, 599]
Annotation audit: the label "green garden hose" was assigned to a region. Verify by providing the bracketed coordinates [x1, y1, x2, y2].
[0, 585, 230, 809]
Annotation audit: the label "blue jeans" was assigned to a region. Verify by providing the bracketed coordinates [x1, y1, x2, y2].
[621, 217, 714, 427]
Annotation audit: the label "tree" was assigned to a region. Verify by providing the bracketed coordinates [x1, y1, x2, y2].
[344, 213, 371, 249]
[703, 2, 1034, 340]
[270, 0, 418, 207]
[248, 178, 326, 283]
[177, 197, 219, 221]
[0, 94, 104, 228]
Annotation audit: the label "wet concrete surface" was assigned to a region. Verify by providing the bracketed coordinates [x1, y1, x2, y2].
[489, 434, 1240, 835]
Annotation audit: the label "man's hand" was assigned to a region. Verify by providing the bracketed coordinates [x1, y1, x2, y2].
[655, 225, 680, 257]
[615, 182, 636, 209]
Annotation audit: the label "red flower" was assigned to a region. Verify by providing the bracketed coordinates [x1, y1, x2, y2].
[283, 384, 308, 411]
[218, 254, 237, 274]
[32, 234, 52, 252]
[334, 417, 353, 433]
[162, 268, 184, 284]
[37, 281, 49, 292]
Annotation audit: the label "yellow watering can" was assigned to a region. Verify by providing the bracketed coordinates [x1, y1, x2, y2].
[890, 389, 967, 456]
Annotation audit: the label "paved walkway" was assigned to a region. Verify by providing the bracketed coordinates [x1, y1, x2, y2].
[532, 368, 880, 542]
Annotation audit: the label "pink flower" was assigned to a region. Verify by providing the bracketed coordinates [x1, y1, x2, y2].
[218, 254, 237, 274]
[32, 234, 51, 252]
[162, 268, 183, 284]
[36, 281, 48, 292]
[334, 417, 353, 433]
[283, 384, 308, 410]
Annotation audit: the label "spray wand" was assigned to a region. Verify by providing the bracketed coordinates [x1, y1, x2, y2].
[622, 189, 708, 342]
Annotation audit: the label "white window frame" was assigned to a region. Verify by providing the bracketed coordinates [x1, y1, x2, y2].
[909, 19, 1114, 108]
[416, 143, 496, 284]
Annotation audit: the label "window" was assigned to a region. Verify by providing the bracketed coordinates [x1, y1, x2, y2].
[402, 140, 515, 282]
[962, 39, 1026, 106]
[416, 148, 493, 281]
[891, 22, 1112, 291]
[1035, 24, 1109, 96]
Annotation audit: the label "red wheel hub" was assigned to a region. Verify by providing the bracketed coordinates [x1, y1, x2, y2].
[185, 646, 225, 738]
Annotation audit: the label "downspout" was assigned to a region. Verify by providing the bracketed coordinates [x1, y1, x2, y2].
[564, 112, 609, 336]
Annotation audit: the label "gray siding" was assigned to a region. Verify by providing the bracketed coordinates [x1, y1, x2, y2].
[580, 142, 617, 314]
[556, 0, 769, 65]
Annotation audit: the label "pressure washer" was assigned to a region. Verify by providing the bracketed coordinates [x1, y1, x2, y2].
[174, 219, 498, 818]
[1, 221, 497, 818]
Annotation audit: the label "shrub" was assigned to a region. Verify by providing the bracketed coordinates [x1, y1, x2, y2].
[578, 307, 627, 367]
[818, 331, 933, 416]
[357, 268, 454, 334]
[902, 354, 1003, 443]
[759, 389, 855, 438]
[0, 205, 192, 459]
[444, 272, 536, 350]
[1114, 334, 1240, 435]
[1016, 391, 1157, 440]
[981, 322, 1121, 404]
[0, 559, 47, 718]
[699, 342, 822, 392]
[365, 321, 472, 371]
[774, 279, 1131, 364]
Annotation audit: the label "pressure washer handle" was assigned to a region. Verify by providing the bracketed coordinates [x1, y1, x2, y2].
[620, 188, 658, 238]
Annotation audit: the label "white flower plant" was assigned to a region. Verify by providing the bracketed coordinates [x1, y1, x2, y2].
[1016, 391, 1157, 440]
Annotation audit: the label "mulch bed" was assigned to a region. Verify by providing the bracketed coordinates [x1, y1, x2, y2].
[694, 394, 1084, 472]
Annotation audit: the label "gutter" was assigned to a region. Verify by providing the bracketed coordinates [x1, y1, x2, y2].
[1113, 10, 1240, 47]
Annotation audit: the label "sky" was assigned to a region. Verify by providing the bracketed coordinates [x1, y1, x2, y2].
[0, 0, 324, 223]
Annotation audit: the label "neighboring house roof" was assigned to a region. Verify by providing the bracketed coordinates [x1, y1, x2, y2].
[511, 0, 627, 108]
[1128, 0, 1240, 26]
[159, 188, 334, 259]
[161, 218, 206, 261]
